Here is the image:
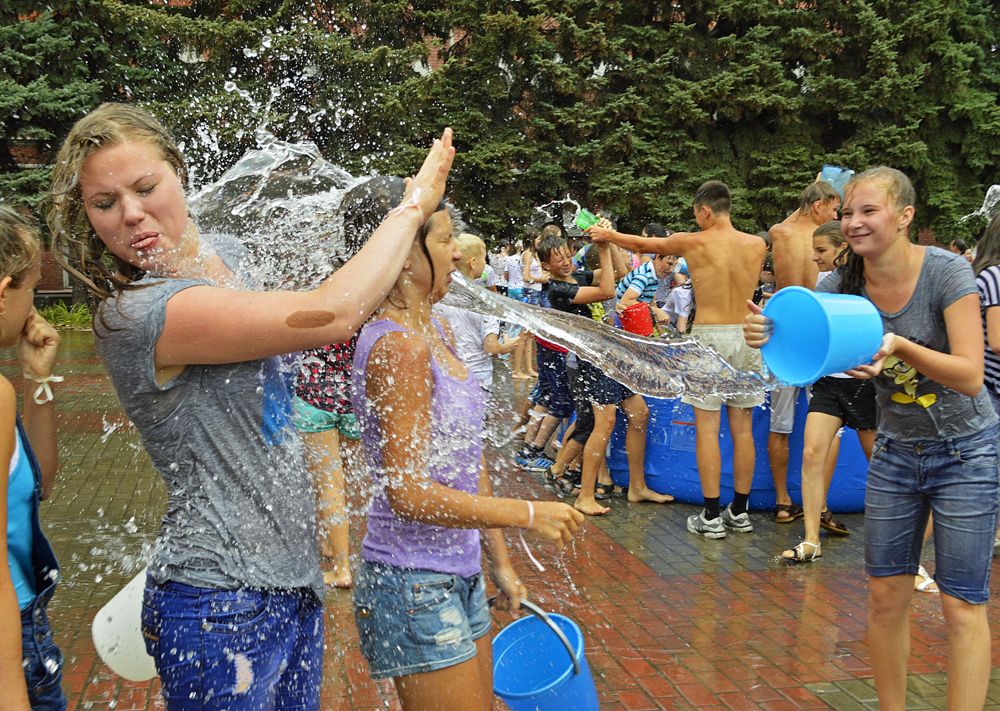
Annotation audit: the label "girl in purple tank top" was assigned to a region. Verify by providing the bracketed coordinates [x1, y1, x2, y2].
[349, 178, 583, 710]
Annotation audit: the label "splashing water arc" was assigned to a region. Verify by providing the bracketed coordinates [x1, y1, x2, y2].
[186, 135, 766, 401]
[444, 273, 767, 400]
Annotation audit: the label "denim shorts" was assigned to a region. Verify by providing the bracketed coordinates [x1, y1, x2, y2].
[536, 347, 574, 418]
[141, 578, 324, 710]
[524, 288, 543, 306]
[353, 561, 491, 679]
[21, 585, 66, 711]
[865, 423, 1000, 604]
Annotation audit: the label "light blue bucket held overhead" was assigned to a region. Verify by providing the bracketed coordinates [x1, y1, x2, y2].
[493, 600, 599, 711]
[820, 164, 855, 198]
[761, 286, 883, 386]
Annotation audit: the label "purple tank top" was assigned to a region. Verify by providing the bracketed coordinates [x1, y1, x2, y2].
[351, 318, 485, 577]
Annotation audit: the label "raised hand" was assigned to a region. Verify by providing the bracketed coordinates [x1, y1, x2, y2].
[17, 309, 59, 378]
[403, 128, 456, 222]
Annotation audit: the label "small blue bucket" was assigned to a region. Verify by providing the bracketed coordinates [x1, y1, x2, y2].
[493, 600, 599, 711]
[820, 164, 855, 198]
[761, 286, 883, 386]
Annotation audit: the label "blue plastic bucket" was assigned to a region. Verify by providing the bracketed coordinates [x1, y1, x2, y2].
[820, 164, 855, 198]
[761, 286, 883, 386]
[493, 602, 598, 711]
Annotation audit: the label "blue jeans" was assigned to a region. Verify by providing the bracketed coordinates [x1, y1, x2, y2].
[865, 423, 1000, 604]
[21, 582, 66, 711]
[353, 561, 491, 679]
[141, 578, 324, 710]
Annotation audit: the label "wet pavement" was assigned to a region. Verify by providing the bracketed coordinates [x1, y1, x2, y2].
[8, 331, 1000, 710]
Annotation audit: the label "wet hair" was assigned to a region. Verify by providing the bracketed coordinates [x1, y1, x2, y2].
[540, 222, 565, 241]
[837, 166, 916, 296]
[953, 238, 968, 253]
[756, 231, 771, 249]
[812, 220, 845, 248]
[535, 234, 568, 265]
[49, 103, 188, 302]
[973, 214, 1000, 275]
[339, 175, 460, 306]
[799, 181, 840, 213]
[693, 181, 731, 215]
[0, 205, 41, 288]
[455, 232, 486, 260]
[643, 222, 667, 237]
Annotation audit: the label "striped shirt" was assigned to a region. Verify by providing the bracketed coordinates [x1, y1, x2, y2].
[977, 264, 1000, 393]
[615, 261, 660, 303]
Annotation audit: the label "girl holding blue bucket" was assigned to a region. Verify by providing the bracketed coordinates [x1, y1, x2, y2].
[745, 167, 998, 711]
[349, 178, 583, 711]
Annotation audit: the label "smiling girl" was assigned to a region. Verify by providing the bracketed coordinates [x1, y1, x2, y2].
[48, 103, 454, 710]
[746, 167, 998, 711]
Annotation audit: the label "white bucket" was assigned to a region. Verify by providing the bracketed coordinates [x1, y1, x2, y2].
[91, 568, 158, 681]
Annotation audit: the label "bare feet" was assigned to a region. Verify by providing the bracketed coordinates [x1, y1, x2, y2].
[512, 372, 532, 379]
[627, 486, 675, 504]
[574, 497, 610, 516]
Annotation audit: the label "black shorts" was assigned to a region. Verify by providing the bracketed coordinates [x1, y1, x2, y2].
[808, 376, 877, 431]
[567, 362, 595, 446]
[535, 347, 574, 419]
[578, 360, 634, 405]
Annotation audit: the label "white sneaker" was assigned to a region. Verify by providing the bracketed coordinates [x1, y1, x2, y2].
[721, 505, 753, 533]
[687, 510, 726, 539]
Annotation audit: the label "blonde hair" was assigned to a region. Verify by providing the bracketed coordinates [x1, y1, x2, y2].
[0, 206, 41, 288]
[844, 166, 916, 226]
[799, 181, 840, 213]
[48, 103, 187, 301]
[812, 220, 845, 248]
[455, 232, 486, 260]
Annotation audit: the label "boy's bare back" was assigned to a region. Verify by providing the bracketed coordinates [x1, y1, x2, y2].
[770, 210, 819, 290]
[666, 226, 767, 325]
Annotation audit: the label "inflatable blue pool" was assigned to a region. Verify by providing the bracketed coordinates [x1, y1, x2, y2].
[608, 391, 868, 512]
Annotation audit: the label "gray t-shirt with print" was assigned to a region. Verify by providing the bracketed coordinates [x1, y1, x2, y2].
[818, 247, 997, 441]
[95, 233, 322, 597]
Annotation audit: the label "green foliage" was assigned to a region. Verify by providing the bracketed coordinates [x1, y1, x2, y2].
[1, 0, 997, 244]
[38, 301, 92, 329]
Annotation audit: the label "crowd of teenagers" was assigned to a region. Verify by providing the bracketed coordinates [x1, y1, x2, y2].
[0, 102, 997, 711]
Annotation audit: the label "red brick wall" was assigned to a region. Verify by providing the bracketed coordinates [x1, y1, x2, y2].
[39, 250, 68, 292]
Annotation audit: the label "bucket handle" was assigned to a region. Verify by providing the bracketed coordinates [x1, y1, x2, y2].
[517, 599, 581, 677]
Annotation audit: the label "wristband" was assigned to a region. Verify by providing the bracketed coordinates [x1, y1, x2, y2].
[22, 372, 63, 405]
[518, 501, 545, 572]
[391, 187, 423, 219]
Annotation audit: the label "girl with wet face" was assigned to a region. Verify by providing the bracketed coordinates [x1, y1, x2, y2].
[746, 167, 998, 711]
[348, 177, 583, 711]
[48, 103, 454, 710]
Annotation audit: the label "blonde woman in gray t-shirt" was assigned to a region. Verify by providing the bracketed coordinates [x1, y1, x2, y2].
[746, 167, 998, 711]
[48, 103, 454, 711]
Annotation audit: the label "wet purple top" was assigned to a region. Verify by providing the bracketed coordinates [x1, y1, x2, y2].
[351, 319, 485, 577]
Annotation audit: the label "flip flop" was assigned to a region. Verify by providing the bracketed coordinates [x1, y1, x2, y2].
[915, 565, 939, 593]
[782, 541, 822, 563]
[774, 503, 804, 523]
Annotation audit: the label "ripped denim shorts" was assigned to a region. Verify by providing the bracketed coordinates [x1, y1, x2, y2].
[353, 560, 491, 679]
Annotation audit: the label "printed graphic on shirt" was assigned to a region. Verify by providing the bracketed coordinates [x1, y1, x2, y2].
[882, 354, 937, 409]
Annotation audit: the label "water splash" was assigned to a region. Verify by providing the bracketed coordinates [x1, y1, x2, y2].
[443, 272, 768, 400]
[961, 184, 1000, 222]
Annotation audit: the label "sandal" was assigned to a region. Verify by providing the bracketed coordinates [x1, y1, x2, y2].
[774, 503, 804, 523]
[819, 509, 849, 536]
[782, 541, 822, 563]
[550, 470, 581, 498]
[594, 482, 615, 500]
[915, 565, 939, 593]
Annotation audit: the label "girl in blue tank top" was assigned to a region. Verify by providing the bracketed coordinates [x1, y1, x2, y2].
[0, 206, 65, 710]
[348, 178, 584, 710]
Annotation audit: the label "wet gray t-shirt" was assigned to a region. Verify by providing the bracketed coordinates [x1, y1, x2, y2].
[818, 247, 997, 441]
[96, 234, 322, 597]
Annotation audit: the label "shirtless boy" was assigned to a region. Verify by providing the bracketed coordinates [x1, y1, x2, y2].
[589, 181, 767, 537]
[766, 181, 841, 522]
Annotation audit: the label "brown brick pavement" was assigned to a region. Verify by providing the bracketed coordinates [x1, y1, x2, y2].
[11, 332, 1000, 710]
